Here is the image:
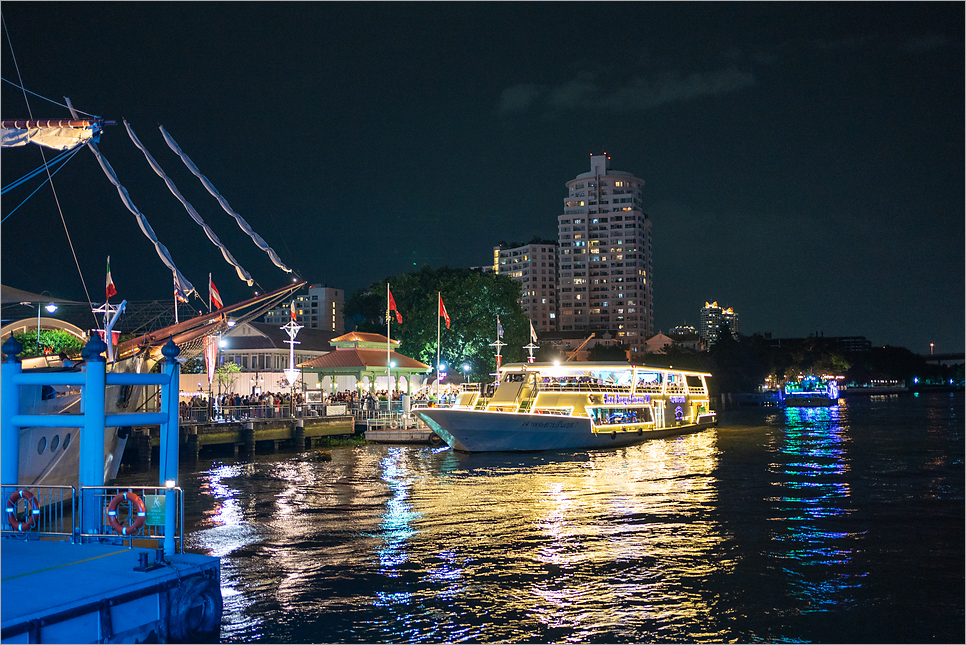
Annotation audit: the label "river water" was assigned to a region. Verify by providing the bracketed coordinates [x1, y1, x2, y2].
[121, 392, 963, 643]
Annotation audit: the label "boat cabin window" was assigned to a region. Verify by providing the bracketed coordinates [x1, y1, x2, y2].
[588, 406, 654, 426]
[685, 375, 706, 393]
[635, 372, 663, 391]
[665, 373, 686, 392]
[505, 373, 527, 383]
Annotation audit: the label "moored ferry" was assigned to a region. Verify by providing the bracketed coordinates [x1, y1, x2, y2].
[415, 362, 716, 452]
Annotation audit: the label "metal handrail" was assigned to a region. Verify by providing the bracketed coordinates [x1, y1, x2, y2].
[0, 484, 75, 539]
[78, 485, 184, 552]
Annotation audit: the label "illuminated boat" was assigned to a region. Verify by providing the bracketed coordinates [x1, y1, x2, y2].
[415, 362, 717, 452]
[780, 376, 839, 407]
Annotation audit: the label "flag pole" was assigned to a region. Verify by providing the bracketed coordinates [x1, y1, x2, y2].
[386, 283, 391, 395]
[436, 292, 441, 402]
[208, 272, 213, 313]
[174, 282, 179, 324]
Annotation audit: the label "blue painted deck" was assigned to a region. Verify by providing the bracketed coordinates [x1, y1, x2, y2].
[1, 538, 220, 643]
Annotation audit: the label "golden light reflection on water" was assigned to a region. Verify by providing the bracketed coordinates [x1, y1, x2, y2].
[362, 431, 729, 642]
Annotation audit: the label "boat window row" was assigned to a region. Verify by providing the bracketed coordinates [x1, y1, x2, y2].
[37, 432, 72, 455]
[588, 406, 654, 426]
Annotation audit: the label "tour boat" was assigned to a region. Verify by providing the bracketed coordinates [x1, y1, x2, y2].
[780, 376, 839, 407]
[415, 362, 717, 452]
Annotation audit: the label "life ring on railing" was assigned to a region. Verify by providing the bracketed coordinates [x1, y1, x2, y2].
[107, 491, 147, 536]
[6, 489, 40, 532]
[389, 419, 399, 429]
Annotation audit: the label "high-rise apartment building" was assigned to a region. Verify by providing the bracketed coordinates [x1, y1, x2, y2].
[699, 301, 739, 346]
[263, 284, 345, 333]
[493, 242, 558, 331]
[557, 154, 653, 351]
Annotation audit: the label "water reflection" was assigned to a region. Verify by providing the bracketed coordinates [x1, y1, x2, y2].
[768, 404, 865, 611]
[356, 432, 729, 642]
[116, 394, 964, 643]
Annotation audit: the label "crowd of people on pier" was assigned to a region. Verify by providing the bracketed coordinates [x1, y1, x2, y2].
[179, 387, 458, 422]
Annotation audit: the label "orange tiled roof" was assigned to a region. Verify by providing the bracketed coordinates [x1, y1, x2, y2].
[299, 348, 428, 370]
[330, 331, 397, 345]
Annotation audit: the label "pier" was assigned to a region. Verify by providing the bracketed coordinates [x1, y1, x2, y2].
[1, 336, 223, 643]
[124, 415, 355, 467]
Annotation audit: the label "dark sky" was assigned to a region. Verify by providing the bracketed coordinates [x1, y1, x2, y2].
[2, 2, 963, 353]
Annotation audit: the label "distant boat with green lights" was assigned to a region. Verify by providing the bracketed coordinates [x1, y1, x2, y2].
[415, 362, 717, 452]
[780, 376, 839, 407]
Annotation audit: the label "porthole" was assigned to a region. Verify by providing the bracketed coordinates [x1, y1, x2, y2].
[63, 433, 72, 450]
[50, 435, 60, 452]
[37, 437, 47, 454]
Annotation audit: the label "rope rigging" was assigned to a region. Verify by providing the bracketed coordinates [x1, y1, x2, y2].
[2, 15, 98, 328]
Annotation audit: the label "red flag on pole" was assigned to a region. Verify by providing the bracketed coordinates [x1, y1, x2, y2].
[439, 293, 450, 329]
[209, 277, 223, 309]
[388, 287, 402, 323]
[291, 300, 297, 320]
[105, 256, 117, 300]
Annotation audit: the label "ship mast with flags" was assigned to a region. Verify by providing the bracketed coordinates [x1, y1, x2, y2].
[2, 97, 306, 366]
[489, 316, 506, 380]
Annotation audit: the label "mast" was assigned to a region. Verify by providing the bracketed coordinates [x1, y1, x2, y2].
[489, 315, 506, 381]
[281, 300, 302, 389]
[436, 291, 441, 401]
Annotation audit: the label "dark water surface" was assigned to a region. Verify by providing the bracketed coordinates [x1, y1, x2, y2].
[121, 392, 964, 643]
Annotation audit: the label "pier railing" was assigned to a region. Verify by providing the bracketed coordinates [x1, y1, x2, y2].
[1, 484, 75, 539]
[1, 484, 184, 551]
[79, 485, 184, 551]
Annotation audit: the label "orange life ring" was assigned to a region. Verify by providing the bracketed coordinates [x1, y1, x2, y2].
[107, 491, 147, 536]
[6, 489, 40, 532]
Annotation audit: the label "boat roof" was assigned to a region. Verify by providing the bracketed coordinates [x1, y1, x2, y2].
[500, 361, 713, 377]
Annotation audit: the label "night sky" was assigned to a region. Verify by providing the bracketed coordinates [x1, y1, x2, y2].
[2, 3, 962, 354]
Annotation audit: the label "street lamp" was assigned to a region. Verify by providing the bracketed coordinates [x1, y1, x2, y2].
[22, 300, 57, 353]
[463, 363, 471, 382]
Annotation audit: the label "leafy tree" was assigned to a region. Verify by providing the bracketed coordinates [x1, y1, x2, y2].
[14, 330, 85, 359]
[344, 266, 530, 378]
[215, 362, 241, 394]
[182, 356, 206, 374]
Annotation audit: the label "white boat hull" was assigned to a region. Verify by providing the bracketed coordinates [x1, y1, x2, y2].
[415, 407, 716, 452]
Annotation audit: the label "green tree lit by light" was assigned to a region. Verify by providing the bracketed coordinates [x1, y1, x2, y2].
[344, 266, 530, 377]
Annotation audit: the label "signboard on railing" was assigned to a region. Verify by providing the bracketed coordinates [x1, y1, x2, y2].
[145, 494, 165, 526]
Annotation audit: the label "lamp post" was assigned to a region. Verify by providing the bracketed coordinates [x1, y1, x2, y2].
[463, 363, 471, 383]
[21, 300, 57, 355]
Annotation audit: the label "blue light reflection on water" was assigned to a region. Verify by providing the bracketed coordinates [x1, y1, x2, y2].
[123, 392, 964, 643]
[767, 404, 865, 612]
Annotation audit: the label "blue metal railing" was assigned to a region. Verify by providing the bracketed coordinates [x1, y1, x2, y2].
[2, 335, 184, 554]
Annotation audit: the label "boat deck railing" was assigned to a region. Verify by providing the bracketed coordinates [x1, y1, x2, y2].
[2, 484, 184, 552]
